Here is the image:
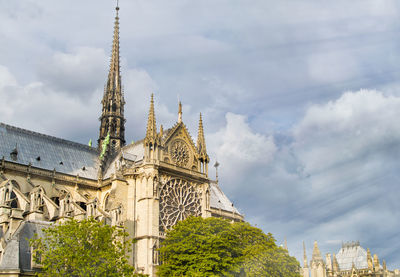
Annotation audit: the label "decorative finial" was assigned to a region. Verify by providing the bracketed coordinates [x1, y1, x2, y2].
[178, 101, 182, 123]
[145, 93, 157, 141]
[214, 160, 219, 182]
[115, 0, 120, 17]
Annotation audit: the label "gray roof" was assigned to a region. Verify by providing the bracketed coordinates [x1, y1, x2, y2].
[0, 123, 100, 180]
[0, 220, 51, 271]
[336, 243, 368, 270]
[209, 181, 241, 214]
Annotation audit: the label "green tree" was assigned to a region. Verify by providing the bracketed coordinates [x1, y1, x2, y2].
[30, 217, 142, 277]
[158, 217, 300, 277]
[233, 222, 300, 277]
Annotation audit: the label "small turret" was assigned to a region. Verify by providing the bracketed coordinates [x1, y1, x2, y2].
[373, 254, 380, 271]
[144, 94, 160, 162]
[145, 94, 157, 142]
[197, 113, 209, 175]
[367, 248, 373, 271]
[312, 241, 323, 262]
[310, 241, 325, 277]
[326, 253, 332, 272]
[332, 254, 339, 273]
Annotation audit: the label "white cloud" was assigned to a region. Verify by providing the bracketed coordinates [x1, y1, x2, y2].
[294, 90, 400, 175]
[208, 112, 276, 192]
[307, 52, 358, 84]
[0, 66, 17, 89]
[38, 47, 108, 96]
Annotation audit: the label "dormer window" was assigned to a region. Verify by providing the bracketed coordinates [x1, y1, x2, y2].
[10, 148, 18, 161]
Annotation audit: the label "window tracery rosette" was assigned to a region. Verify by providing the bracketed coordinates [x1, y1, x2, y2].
[169, 139, 192, 168]
[159, 178, 201, 232]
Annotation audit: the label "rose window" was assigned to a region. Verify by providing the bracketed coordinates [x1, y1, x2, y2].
[170, 140, 190, 167]
[159, 179, 201, 231]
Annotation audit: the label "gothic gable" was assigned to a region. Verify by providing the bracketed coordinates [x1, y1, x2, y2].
[162, 122, 199, 170]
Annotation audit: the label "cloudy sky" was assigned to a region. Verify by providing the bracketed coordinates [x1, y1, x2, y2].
[1, 0, 400, 269]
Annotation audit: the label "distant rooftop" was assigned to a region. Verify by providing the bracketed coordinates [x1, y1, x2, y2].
[336, 241, 368, 271]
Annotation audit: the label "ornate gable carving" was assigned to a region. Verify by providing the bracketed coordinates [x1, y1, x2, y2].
[162, 122, 199, 169]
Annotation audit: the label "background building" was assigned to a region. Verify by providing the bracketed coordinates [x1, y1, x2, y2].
[301, 241, 400, 277]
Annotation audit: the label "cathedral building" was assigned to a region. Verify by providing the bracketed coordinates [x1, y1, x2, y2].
[0, 4, 242, 276]
[301, 241, 400, 277]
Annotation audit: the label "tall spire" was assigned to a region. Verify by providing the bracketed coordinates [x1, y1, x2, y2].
[98, 2, 125, 153]
[109, 4, 120, 90]
[145, 94, 157, 141]
[197, 113, 207, 158]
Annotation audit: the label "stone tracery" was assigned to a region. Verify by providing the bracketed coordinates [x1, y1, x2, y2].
[159, 178, 201, 231]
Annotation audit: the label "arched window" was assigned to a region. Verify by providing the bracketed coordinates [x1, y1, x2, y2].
[111, 119, 117, 135]
[10, 191, 18, 208]
[104, 194, 111, 212]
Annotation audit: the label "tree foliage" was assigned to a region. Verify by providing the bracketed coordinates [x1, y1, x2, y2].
[158, 216, 300, 277]
[30, 218, 141, 277]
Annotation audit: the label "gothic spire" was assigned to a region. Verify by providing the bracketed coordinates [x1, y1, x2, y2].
[109, 4, 121, 91]
[98, 3, 125, 153]
[197, 113, 207, 158]
[303, 241, 308, 268]
[367, 248, 373, 270]
[145, 94, 157, 142]
[312, 241, 323, 261]
[332, 254, 340, 272]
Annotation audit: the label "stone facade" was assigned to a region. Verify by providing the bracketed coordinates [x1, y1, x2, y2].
[301, 241, 400, 277]
[0, 4, 242, 277]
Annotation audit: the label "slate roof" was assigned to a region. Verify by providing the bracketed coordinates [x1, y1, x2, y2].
[209, 181, 241, 214]
[0, 122, 100, 180]
[0, 220, 51, 271]
[336, 243, 368, 270]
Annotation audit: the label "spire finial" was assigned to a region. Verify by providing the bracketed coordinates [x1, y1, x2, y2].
[178, 101, 182, 123]
[214, 160, 220, 183]
[197, 113, 208, 161]
[146, 94, 157, 141]
[284, 237, 288, 251]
